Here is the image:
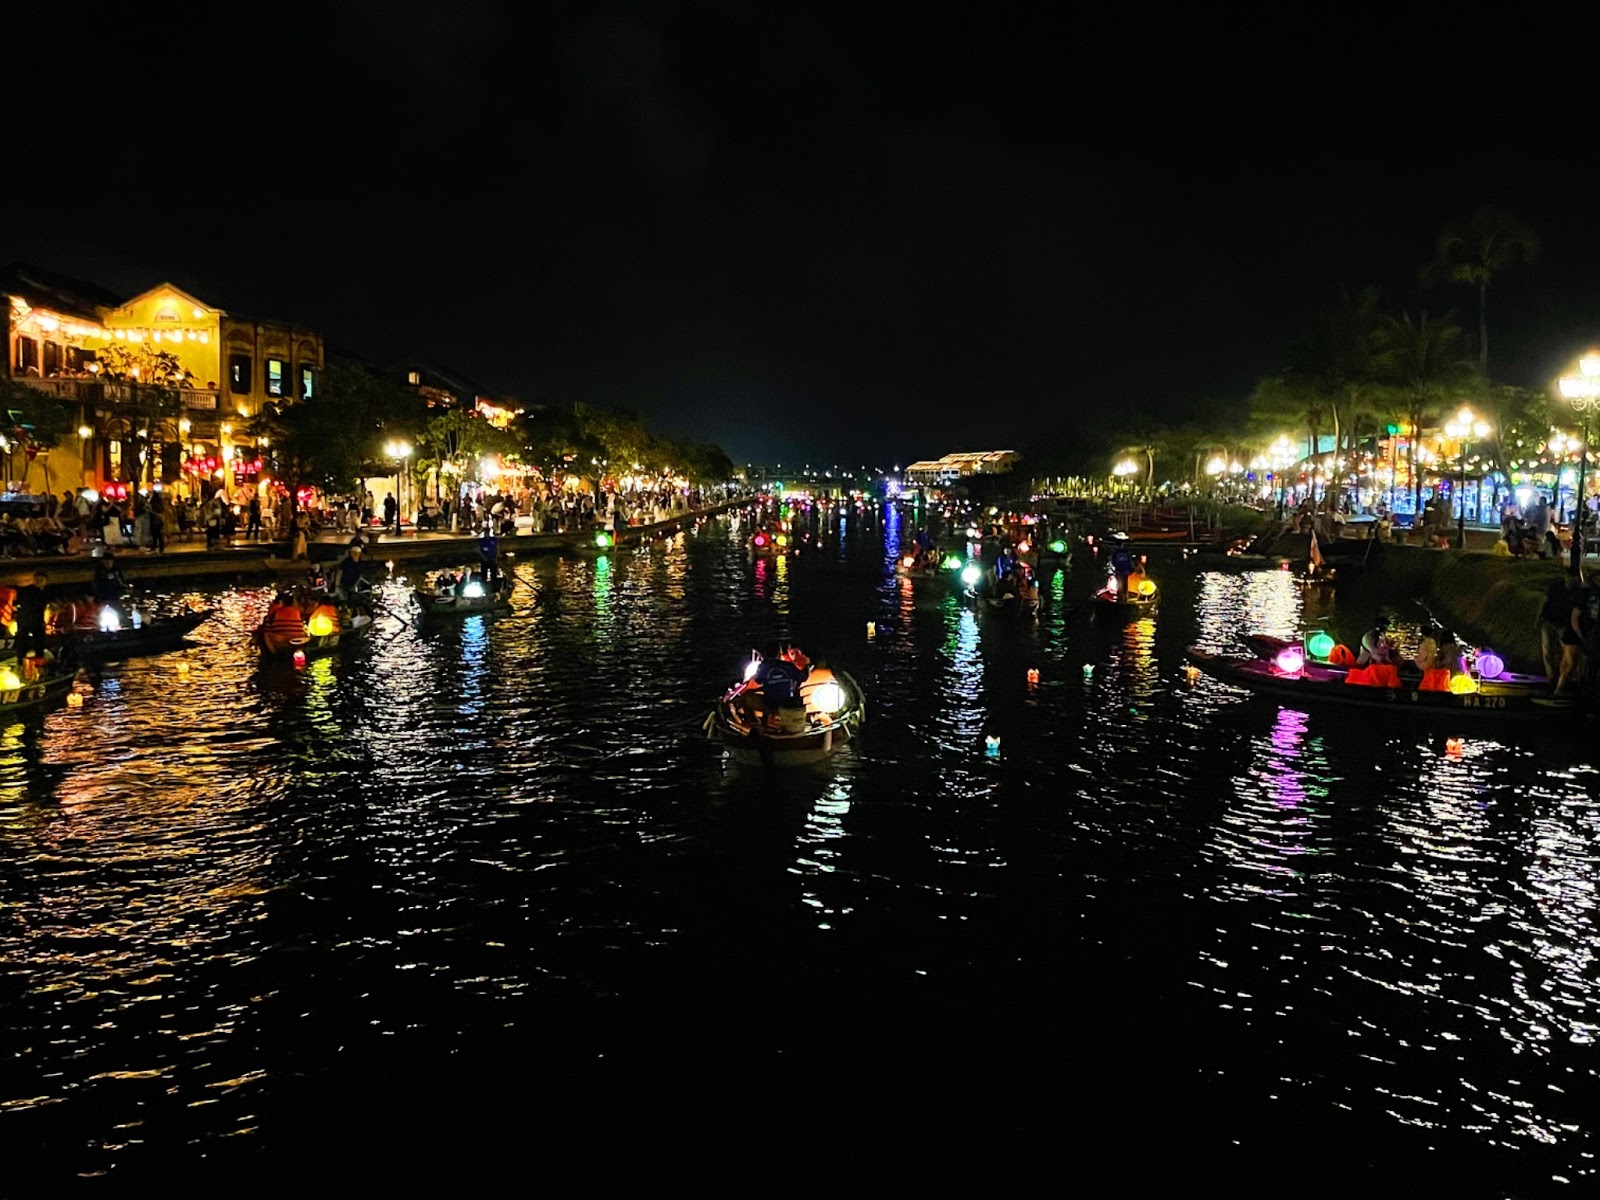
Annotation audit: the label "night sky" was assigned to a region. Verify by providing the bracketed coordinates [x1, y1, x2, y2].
[4, 5, 1594, 468]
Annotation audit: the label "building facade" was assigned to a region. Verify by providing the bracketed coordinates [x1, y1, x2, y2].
[904, 450, 1022, 488]
[3, 263, 323, 499]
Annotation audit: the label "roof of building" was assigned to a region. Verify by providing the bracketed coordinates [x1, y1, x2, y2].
[386, 358, 502, 405]
[906, 451, 1022, 472]
[0, 262, 126, 321]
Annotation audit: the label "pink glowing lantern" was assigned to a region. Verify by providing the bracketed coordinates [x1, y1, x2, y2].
[1476, 650, 1504, 680]
[1273, 645, 1305, 675]
[293, 650, 307, 668]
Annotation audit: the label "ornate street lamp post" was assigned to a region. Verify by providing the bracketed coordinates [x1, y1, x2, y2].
[1558, 355, 1600, 572]
[1443, 406, 1490, 549]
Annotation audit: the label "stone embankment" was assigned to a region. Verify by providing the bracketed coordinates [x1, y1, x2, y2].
[7, 496, 760, 591]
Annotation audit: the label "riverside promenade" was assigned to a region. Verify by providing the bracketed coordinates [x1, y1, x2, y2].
[5, 495, 762, 590]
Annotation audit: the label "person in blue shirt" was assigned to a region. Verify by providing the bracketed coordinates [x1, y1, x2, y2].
[1109, 542, 1135, 581]
[334, 543, 364, 599]
[478, 530, 499, 582]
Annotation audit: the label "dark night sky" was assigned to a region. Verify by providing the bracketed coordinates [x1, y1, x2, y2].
[4, 4, 1596, 468]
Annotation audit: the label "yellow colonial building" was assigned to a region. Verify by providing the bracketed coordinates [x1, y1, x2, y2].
[3, 263, 324, 497]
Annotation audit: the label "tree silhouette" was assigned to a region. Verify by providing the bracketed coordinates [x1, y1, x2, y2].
[1421, 207, 1540, 378]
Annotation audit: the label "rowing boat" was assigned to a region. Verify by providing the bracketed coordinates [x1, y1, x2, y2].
[705, 664, 866, 766]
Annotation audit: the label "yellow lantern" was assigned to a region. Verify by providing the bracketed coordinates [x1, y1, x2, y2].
[307, 613, 335, 638]
[1136, 579, 1157, 596]
[0, 669, 21, 691]
[1448, 673, 1478, 694]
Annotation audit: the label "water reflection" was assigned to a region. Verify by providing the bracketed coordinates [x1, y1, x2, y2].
[2, 527, 1600, 1188]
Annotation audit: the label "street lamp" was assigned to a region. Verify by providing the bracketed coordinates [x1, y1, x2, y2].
[384, 440, 413, 532]
[1558, 355, 1600, 570]
[1443, 406, 1491, 549]
[1269, 436, 1295, 512]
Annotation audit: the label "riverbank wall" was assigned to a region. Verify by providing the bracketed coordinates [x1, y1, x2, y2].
[7, 496, 760, 591]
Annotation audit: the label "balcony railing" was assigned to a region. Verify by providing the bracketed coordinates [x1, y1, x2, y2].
[11, 375, 222, 413]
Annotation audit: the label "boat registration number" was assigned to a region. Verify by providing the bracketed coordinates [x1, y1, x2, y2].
[1390, 690, 1506, 709]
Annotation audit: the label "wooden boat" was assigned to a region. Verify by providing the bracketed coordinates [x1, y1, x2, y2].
[0, 667, 77, 718]
[704, 665, 866, 766]
[414, 574, 513, 616]
[62, 608, 215, 659]
[1092, 577, 1157, 618]
[252, 603, 376, 660]
[1242, 633, 1548, 689]
[1186, 645, 1572, 718]
[1120, 528, 1192, 542]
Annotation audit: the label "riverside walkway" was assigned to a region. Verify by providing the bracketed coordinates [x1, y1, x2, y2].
[4, 495, 761, 589]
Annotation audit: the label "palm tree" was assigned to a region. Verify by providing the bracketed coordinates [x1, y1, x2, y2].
[1369, 312, 1479, 515]
[1421, 207, 1540, 378]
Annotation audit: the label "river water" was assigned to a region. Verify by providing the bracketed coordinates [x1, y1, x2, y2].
[2, 503, 1597, 1191]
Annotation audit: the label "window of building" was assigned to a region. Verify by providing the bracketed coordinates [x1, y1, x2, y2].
[407, 370, 420, 385]
[230, 355, 252, 394]
[42, 341, 62, 375]
[300, 365, 315, 399]
[266, 358, 285, 397]
[14, 337, 38, 374]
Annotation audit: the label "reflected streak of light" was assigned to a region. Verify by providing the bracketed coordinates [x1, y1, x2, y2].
[796, 779, 854, 930]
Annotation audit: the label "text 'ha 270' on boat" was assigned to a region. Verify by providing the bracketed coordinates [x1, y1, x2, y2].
[704, 648, 866, 766]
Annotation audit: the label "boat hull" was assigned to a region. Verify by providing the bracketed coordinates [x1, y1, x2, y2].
[254, 613, 376, 659]
[413, 588, 512, 616]
[1187, 646, 1571, 718]
[706, 671, 866, 766]
[64, 610, 214, 658]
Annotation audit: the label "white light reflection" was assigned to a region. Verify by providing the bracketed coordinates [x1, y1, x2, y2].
[795, 778, 854, 930]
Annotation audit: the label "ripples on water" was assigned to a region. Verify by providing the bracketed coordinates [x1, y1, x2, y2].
[2, 512, 1598, 1189]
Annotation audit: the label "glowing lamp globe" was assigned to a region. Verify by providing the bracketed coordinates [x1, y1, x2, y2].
[595, 531, 613, 549]
[1476, 651, 1504, 680]
[775, 534, 788, 547]
[1448, 673, 1478, 694]
[463, 581, 486, 599]
[292, 650, 307, 668]
[811, 680, 844, 714]
[1136, 580, 1156, 597]
[942, 555, 963, 570]
[1026, 667, 1040, 685]
[98, 608, 121, 632]
[1017, 539, 1031, 554]
[0, 669, 21, 691]
[307, 613, 335, 638]
[1048, 539, 1067, 554]
[984, 735, 1001, 757]
[1307, 631, 1336, 660]
[754, 533, 768, 547]
[960, 564, 983, 588]
[66, 692, 84, 708]
[902, 555, 916, 569]
[1273, 645, 1305, 675]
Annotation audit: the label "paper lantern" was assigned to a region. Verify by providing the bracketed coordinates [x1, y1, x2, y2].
[1026, 668, 1040, 685]
[307, 613, 334, 637]
[942, 555, 963, 570]
[1017, 539, 1031, 554]
[0, 669, 20, 691]
[594, 531, 613, 549]
[1307, 631, 1336, 660]
[754, 533, 768, 547]
[463, 581, 486, 599]
[1048, 539, 1067, 554]
[1136, 580, 1156, 596]
[961, 564, 982, 587]
[811, 681, 844, 714]
[66, 692, 84, 708]
[1274, 645, 1305, 674]
[1448, 673, 1478, 694]
[1476, 651, 1504, 680]
[866, 622, 876, 638]
[902, 556, 916, 569]
[292, 650, 306, 667]
[1082, 664, 1095, 680]
[984, 735, 1001, 757]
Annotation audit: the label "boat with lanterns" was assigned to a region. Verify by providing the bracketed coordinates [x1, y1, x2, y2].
[0, 654, 79, 717]
[1187, 638, 1568, 718]
[56, 602, 215, 659]
[252, 594, 375, 661]
[750, 525, 796, 557]
[704, 649, 866, 766]
[414, 569, 514, 616]
[1091, 571, 1158, 618]
[1240, 633, 1546, 688]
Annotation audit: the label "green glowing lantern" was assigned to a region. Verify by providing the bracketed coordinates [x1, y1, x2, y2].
[1048, 539, 1068, 554]
[942, 554, 963, 570]
[595, 530, 614, 549]
[1307, 631, 1335, 660]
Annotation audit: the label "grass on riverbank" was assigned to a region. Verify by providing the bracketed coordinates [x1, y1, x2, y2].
[1425, 552, 1565, 670]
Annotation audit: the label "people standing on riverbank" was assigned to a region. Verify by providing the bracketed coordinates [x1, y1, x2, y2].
[291, 510, 310, 561]
[247, 495, 262, 541]
[383, 492, 398, 536]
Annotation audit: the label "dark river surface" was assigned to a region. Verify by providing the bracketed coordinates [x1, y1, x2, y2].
[3, 502, 1598, 1193]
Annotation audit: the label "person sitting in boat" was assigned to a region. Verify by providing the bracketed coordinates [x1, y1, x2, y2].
[1109, 538, 1135, 580]
[747, 651, 810, 730]
[1348, 613, 1402, 687]
[1016, 564, 1039, 608]
[1125, 561, 1149, 598]
[263, 591, 307, 650]
[333, 543, 365, 601]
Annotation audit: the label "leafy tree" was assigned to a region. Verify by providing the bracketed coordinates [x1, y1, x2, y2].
[414, 407, 520, 498]
[92, 343, 186, 482]
[0, 378, 75, 492]
[1421, 207, 1540, 377]
[250, 361, 425, 499]
[1369, 312, 1479, 512]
